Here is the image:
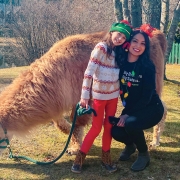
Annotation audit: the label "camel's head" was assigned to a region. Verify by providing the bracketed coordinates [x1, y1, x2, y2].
[0, 123, 13, 155]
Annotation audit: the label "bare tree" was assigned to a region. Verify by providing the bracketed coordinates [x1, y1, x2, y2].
[130, 0, 142, 27]
[143, 0, 161, 29]
[113, 0, 123, 22]
[121, 0, 130, 22]
[3, 0, 180, 68]
[11, 0, 73, 64]
[8, 0, 115, 65]
[161, 0, 170, 33]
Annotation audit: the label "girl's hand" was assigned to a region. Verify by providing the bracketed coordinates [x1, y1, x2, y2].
[117, 114, 129, 127]
[79, 98, 89, 109]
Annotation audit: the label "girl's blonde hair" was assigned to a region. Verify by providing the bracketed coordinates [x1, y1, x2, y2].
[102, 32, 114, 57]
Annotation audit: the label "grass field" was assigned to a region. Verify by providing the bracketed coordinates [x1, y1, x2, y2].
[0, 64, 180, 180]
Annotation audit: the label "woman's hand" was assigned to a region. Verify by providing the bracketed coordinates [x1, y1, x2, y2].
[117, 114, 129, 127]
[79, 98, 89, 109]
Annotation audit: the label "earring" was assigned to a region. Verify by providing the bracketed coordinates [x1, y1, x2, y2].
[122, 42, 130, 51]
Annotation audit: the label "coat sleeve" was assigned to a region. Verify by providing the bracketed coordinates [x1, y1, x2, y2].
[81, 43, 107, 99]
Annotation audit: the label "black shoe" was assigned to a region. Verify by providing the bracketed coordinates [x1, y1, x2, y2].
[131, 152, 150, 172]
[101, 162, 117, 173]
[119, 144, 136, 161]
[71, 164, 82, 173]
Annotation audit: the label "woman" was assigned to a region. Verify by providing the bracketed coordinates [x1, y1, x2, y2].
[111, 24, 164, 172]
[71, 20, 132, 174]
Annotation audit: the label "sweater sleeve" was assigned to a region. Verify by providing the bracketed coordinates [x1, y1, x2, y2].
[127, 64, 156, 115]
[81, 42, 107, 99]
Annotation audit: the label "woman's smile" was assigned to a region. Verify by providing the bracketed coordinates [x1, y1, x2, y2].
[132, 48, 140, 52]
[129, 33, 146, 58]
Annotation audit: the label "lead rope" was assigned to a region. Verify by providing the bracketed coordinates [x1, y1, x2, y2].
[1, 103, 96, 165]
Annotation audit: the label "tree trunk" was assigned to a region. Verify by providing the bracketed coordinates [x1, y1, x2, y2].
[130, 0, 142, 27]
[143, 0, 161, 29]
[160, 0, 169, 33]
[3, 2, 6, 25]
[113, 0, 123, 22]
[121, 0, 130, 22]
[164, 1, 180, 80]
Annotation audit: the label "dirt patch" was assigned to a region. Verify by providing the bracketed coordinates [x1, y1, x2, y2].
[0, 78, 13, 84]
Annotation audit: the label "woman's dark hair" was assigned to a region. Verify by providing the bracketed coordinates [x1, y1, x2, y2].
[115, 45, 127, 68]
[131, 29, 151, 66]
[115, 29, 153, 68]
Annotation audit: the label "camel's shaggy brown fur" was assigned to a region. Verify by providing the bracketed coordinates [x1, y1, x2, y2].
[149, 30, 167, 147]
[0, 30, 167, 155]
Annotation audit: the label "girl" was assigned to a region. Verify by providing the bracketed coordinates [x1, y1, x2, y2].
[71, 20, 132, 174]
[111, 24, 164, 172]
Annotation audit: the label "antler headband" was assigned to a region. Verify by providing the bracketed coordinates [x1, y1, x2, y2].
[139, 24, 156, 38]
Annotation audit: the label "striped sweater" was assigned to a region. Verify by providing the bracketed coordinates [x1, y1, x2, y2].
[81, 42, 120, 100]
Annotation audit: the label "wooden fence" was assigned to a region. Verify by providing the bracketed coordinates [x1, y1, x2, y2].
[168, 43, 180, 64]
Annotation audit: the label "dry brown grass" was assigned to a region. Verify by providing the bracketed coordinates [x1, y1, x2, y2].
[0, 64, 180, 180]
[0, 37, 17, 46]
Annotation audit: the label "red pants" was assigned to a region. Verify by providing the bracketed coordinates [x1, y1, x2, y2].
[80, 98, 118, 154]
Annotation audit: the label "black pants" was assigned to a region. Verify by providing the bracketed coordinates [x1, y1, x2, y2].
[111, 99, 164, 153]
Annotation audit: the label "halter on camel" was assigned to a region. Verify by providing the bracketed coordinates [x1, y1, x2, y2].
[0, 123, 10, 150]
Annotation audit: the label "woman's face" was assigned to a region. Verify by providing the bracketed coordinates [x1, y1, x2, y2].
[129, 33, 146, 57]
[111, 31, 126, 47]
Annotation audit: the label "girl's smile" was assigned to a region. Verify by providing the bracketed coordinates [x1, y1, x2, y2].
[111, 32, 126, 47]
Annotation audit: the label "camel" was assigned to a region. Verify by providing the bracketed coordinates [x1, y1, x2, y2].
[0, 30, 167, 156]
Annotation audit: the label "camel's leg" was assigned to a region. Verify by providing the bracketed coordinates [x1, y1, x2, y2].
[65, 105, 92, 155]
[53, 107, 92, 155]
[53, 115, 81, 155]
[53, 116, 72, 135]
[149, 102, 167, 149]
[65, 124, 84, 155]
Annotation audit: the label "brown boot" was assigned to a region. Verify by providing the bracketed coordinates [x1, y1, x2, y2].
[71, 150, 86, 173]
[101, 150, 117, 173]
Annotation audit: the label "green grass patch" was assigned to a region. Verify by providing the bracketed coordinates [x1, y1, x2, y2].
[0, 65, 180, 180]
[0, 66, 29, 83]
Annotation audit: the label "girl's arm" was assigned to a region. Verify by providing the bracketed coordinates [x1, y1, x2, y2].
[80, 43, 107, 107]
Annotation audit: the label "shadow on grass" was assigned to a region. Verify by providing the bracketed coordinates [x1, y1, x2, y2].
[0, 147, 180, 180]
[165, 79, 180, 85]
[167, 108, 180, 114]
[158, 121, 180, 147]
[0, 120, 179, 180]
[0, 78, 13, 84]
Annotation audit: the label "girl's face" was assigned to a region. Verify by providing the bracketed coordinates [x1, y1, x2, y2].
[111, 31, 126, 47]
[129, 33, 146, 57]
